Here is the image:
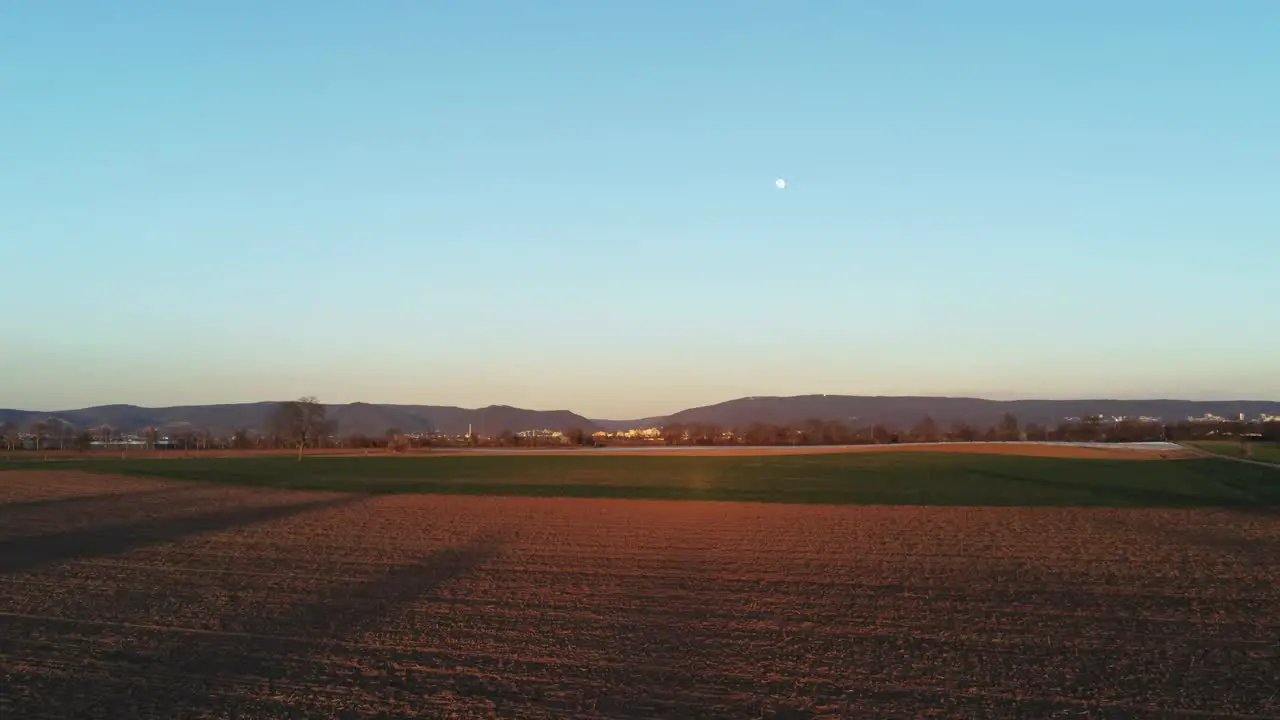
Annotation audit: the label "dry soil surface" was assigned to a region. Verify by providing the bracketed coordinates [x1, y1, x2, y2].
[450, 442, 1197, 460]
[8, 442, 1197, 462]
[0, 470, 1276, 719]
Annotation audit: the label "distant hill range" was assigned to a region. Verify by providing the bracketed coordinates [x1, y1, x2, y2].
[2, 395, 1277, 437]
[598, 396, 1280, 431]
[0, 402, 598, 438]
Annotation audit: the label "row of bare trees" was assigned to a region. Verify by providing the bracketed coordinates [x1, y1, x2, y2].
[1164, 419, 1280, 442]
[4, 419, 72, 451]
[2, 420, 229, 452]
[650, 414, 1033, 446]
[1, 397, 331, 459]
[650, 414, 1277, 446]
[4, 407, 1276, 455]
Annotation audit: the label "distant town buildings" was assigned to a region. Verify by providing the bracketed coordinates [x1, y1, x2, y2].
[1063, 415, 1163, 424]
[12, 431, 177, 450]
[1058, 412, 1278, 425]
[516, 429, 564, 439]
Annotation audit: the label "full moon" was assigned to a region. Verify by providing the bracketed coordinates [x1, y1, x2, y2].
[775, 178, 787, 189]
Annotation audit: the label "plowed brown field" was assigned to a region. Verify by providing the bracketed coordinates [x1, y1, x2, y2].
[9, 441, 1197, 461]
[1, 471, 1277, 718]
[453, 443, 1197, 460]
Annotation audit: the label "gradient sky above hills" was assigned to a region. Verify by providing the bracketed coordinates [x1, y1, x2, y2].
[2, 1, 1278, 418]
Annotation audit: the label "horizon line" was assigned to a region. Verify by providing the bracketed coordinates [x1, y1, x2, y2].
[5, 392, 1279, 420]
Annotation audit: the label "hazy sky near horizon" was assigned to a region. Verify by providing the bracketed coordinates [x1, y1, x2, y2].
[3, 2, 1278, 418]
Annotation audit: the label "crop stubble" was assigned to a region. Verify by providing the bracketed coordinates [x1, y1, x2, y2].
[0, 471, 1277, 719]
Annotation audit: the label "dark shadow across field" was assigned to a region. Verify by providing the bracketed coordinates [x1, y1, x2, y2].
[13, 452, 1279, 508]
[0, 531, 506, 718]
[0, 487, 179, 523]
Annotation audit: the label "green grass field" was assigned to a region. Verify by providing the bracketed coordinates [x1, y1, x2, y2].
[1187, 440, 1280, 466]
[4, 452, 1279, 507]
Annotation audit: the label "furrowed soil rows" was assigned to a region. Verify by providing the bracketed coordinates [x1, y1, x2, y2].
[4, 441, 1199, 462]
[1, 471, 1277, 718]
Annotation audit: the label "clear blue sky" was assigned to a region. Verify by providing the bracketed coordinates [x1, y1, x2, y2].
[2, 1, 1277, 418]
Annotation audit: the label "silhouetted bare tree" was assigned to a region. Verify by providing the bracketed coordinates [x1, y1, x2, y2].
[795, 418, 822, 446]
[998, 413, 1021, 441]
[911, 416, 940, 443]
[661, 423, 685, 446]
[1083, 414, 1104, 442]
[949, 420, 976, 442]
[272, 397, 328, 460]
[740, 422, 772, 446]
[39, 419, 70, 450]
[848, 425, 872, 444]
[685, 423, 719, 445]
[28, 420, 47, 451]
[383, 427, 405, 452]
[820, 420, 850, 445]
[0, 422, 17, 451]
[871, 424, 893, 444]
